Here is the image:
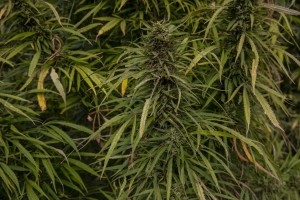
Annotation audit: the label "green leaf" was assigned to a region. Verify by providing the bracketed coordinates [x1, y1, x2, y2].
[0, 167, 14, 191]
[247, 37, 259, 92]
[26, 182, 39, 200]
[63, 164, 87, 191]
[28, 49, 41, 77]
[5, 32, 36, 44]
[96, 18, 122, 38]
[118, 0, 128, 11]
[101, 119, 131, 177]
[0, 162, 20, 193]
[120, 20, 126, 35]
[56, 27, 92, 45]
[0, 93, 30, 102]
[75, 2, 105, 28]
[11, 140, 37, 168]
[74, 66, 96, 95]
[48, 125, 78, 152]
[243, 88, 251, 133]
[6, 42, 31, 60]
[44, 2, 63, 26]
[186, 46, 217, 74]
[0, 98, 33, 121]
[27, 179, 49, 199]
[204, 6, 225, 39]
[166, 157, 173, 200]
[0, 57, 14, 66]
[235, 33, 245, 62]
[46, 121, 94, 135]
[133, 98, 151, 152]
[50, 68, 66, 105]
[200, 153, 220, 192]
[41, 159, 57, 191]
[254, 90, 283, 131]
[68, 158, 100, 177]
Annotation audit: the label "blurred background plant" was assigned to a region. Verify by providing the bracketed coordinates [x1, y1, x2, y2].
[0, 0, 299, 199]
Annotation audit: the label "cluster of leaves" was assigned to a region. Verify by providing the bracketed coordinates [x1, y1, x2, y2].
[0, 0, 299, 199]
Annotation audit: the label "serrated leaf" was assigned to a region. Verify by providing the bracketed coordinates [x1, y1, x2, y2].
[204, 6, 225, 39]
[75, 2, 104, 28]
[56, 27, 92, 45]
[235, 33, 245, 62]
[63, 164, 86, 191]
[132, 98, 151, 152]
[0, 98, 32, 121]
[255, 90, 283, 131]
[0, 93, 30, 102]
[192, 172, 206, 200]
[166, 157, 173, 200]
[6, 42, 31, 59]
[186, 46, 217, 74]
[243, 88, 251, 132]
[68, 158, 100, 177]
[12, 140, 37, 168]
[26, 182, 39, 200]
[50, 68, 66, 105]
[121, 79, 128, 97]
[5, 32, 36, 44]
[41, 159, 56, 191]
[0, 162, 21, 193]
[120, 20, 126, 35]
[78, 23, 102, 33]
[101, 119, 130, 177]
[44, 2, 63, 26]
[0, 167, 13, 191]
[49, 125, 78, 152]
[247, 37, 259, 92]
[200, 153, 220, 192]
[28, 50, 41, 77]
[0, 57, 14, 66]
[96, 18, 121, 38]
[260, 3, 300, 15]
[27, 179, 49, 199]
[74, 66, 96, 95]
[118, 0, 128, 11]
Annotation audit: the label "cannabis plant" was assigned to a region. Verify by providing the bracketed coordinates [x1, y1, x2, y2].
[0, 0, 299, 199]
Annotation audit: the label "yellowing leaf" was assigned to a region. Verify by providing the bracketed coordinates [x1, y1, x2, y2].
[50, 68, 66, 105]
[241, 141, 254, 163]
[37, 67, 50, 112]
[121, 79, 128, 97]
[0, 7, 6, 19]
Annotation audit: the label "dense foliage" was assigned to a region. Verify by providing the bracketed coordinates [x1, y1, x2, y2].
[0, 0, 299, 199]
